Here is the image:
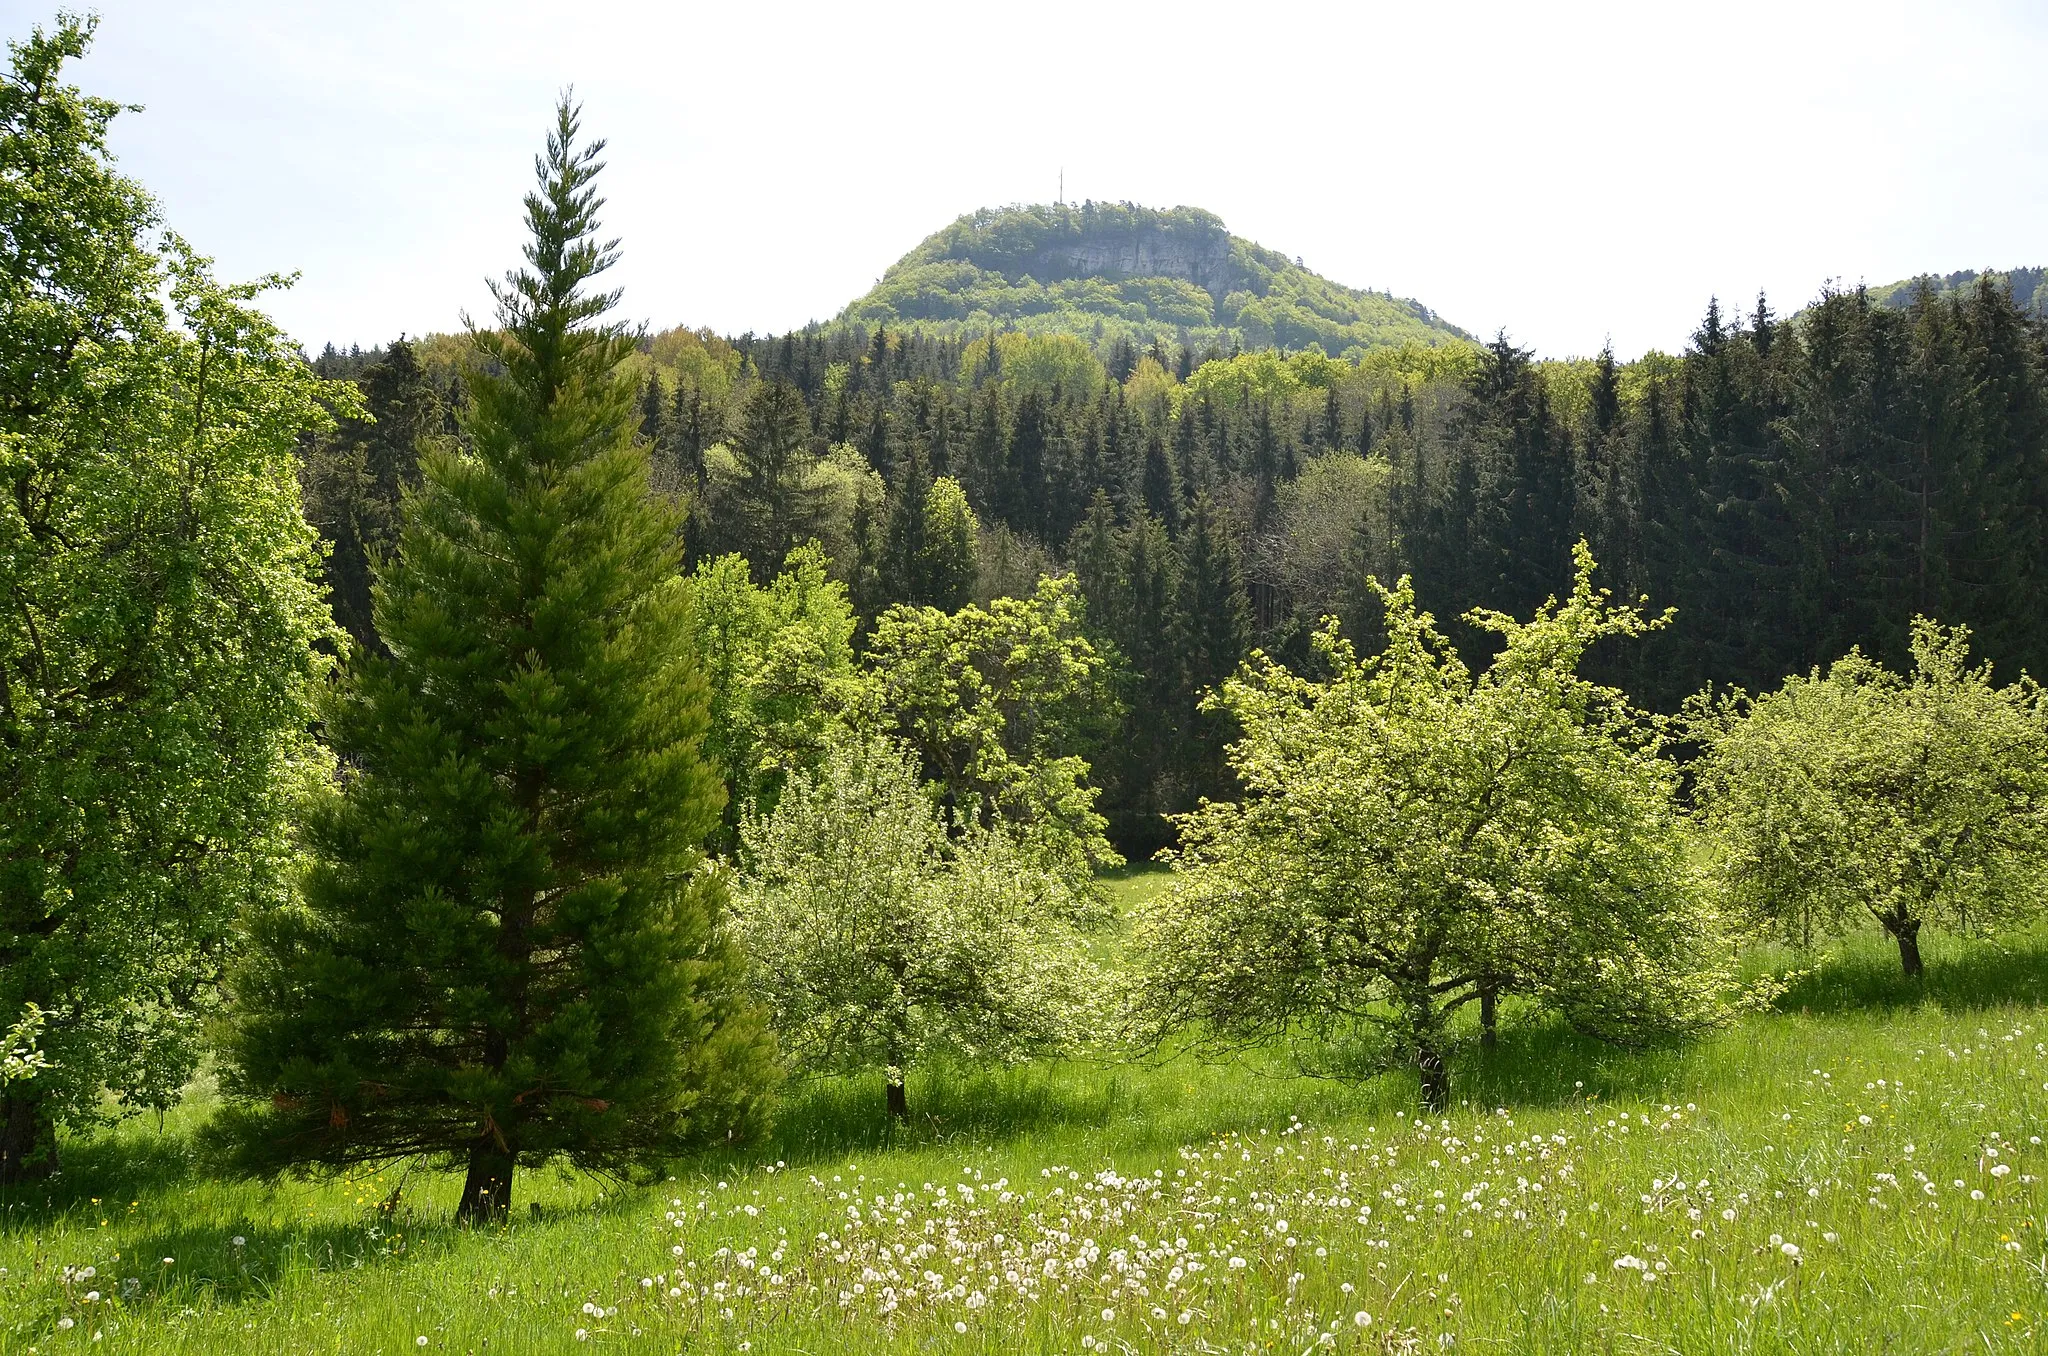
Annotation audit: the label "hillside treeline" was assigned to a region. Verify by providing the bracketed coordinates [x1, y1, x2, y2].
[309, 282, 2048, 849]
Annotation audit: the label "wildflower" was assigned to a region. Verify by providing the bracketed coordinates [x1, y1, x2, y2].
[1102, 1307, 1116, 1322]
[1780, 1243, 1800, 1259]
[954, 1322, 967, 1334]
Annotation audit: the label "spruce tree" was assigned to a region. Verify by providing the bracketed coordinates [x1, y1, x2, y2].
[727, 375, 822, 578]
[1140, 426, 1180, 529]
[211, 98, 775, 1222]
[1171, 493, 1252, 798]
[299, 337, 442, 653]
[1070, 491, 1125, 639]
[1005, 388, 1049, 537]
[879, 442, 933, 605]
[638, 375, 666, 445]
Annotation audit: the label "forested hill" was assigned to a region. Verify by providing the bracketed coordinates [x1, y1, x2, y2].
[1864, 265, 2046, 316]
[837, 202, 1470, 356]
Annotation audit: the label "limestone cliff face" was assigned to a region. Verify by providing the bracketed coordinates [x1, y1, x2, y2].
[1026, 226, 1240, 294]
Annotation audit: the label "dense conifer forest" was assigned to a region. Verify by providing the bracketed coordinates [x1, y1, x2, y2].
[307, 252, 2048, 852]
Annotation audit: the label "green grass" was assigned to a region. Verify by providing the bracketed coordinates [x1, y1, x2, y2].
[5, 930, 2048, 1353]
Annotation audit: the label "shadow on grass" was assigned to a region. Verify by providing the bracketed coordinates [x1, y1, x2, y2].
[1451, 1019, 1694, 1113]
[0, 1125, 198, 1226]
[0, 1131, 602, 1323]
[761, 1058, 1144, 1164]
[1764, 928, 2048, 1016]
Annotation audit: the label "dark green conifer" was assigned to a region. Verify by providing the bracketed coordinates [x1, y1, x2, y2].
[1141, 426, 1180, 529]
[728, 375, 823, 577]
[211, 98, 776, 1222]
[299, 338, 442, 654]
[1171, 493, 1251, 797]
[880, 443, 934, 604]
[638, 375, 665, 445]
[1070, 491, 1124, 637]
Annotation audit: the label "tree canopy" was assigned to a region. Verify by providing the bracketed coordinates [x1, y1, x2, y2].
[733, 732, 1104, 1119]
[1132, 546, 1737, 1111]
[0, 14, 339, 1182]
[1691, 618, 2048, 974]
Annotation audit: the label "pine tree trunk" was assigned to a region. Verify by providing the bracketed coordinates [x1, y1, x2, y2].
[1887, 916, 1926, 979]
[456, 1146, 515, 1224]
[0, 1091, 56, 1185]
[1479, 982, 1499, 1051]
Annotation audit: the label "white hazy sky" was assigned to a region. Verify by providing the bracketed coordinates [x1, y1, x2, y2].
[20, 0, 2048, 359]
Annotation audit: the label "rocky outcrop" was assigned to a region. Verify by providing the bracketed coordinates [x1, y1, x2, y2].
[1027, 228, 1239, 294]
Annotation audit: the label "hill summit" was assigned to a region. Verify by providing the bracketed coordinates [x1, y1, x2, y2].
[838, 202, 1470, 356]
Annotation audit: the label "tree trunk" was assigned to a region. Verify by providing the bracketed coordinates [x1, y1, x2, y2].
[1411, 995, 1450, 1114]
[1417, 1037, 1449, 1114]
[885, 1007, 909, 1121]
[1479, 981, 1498, 1051]
[456, 1145, 515, 1224]
[1888, 916, 1925, 979]
[0, 1090, 56, 1185]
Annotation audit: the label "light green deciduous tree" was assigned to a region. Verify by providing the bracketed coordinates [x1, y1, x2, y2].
[0, 16, 339, 1181]
[1133, 546, 1736, 1112]
[861, 576, 1122, 889]
[1690, 618, 2048, 976]
[734, 732, 1104, 1119]
[686, 542, 862, 845]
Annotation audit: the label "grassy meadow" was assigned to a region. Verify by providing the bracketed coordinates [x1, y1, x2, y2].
[3, 869, 2046, 1354]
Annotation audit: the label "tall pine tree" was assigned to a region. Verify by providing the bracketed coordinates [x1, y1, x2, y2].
[212, 98, 775, 1222]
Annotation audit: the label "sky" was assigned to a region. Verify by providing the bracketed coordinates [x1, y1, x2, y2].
[19, 0, 2048, 360]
